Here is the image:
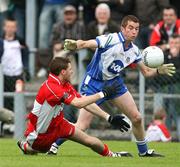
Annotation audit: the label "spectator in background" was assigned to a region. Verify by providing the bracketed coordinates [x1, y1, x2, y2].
[149, 5, 180, 51]
[146, 108, 171, 142]
[164, 34, 180, 75]
[50, 4, 86, 86]
[37, 0, 73, 77]
[97, 0, 133, 25]
[134, 0, 170, 49]
[87, 3, 119, 39]
[0, 17, 29, 111]
[84, 3, 119, 67]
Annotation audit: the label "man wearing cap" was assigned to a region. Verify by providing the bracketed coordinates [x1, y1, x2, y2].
[50, 4, 86, 87]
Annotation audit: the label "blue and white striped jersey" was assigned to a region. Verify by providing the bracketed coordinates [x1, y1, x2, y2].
[86, 32, 142, 80]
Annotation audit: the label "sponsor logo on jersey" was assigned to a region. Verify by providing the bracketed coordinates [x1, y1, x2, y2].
[107, 60, 124, 74]
[126, 57, 130, 63]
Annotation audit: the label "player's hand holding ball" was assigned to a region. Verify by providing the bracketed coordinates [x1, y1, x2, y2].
[108, 114, 130, 132]
[64, 39, 77, 51]
[142, 46, 176, 76]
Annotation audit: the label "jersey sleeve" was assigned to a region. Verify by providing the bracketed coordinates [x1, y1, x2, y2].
[158, 124, 172, 142]
[96, 33, 118, 48]
[62, 83, 81, 105]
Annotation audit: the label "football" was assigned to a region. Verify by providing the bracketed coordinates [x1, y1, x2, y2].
[142, 46, 164, 68]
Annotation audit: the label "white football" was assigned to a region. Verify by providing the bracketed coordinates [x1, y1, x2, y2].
[142, 46, 164, 68]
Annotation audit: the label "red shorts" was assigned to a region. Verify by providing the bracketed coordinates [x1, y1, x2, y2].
[31, 118, 75, 152]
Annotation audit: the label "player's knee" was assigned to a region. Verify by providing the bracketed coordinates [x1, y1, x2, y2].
[131, 113, 142, 126]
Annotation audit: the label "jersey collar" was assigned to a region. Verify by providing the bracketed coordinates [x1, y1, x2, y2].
[48, 73, 62, 85]
[118, 32, 133, 51]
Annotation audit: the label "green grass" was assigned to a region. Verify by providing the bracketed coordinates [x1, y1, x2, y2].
[0, 139, 180, 167]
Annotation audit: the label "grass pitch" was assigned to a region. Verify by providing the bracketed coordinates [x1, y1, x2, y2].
[0, 139, 180, 167]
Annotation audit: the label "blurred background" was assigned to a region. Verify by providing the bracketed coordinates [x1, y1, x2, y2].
[0, 0, 179, 142]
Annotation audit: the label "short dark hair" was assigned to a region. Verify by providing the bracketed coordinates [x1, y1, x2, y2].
[49, 57, 71, 76]
[4, 16, 16, 22]
[121, 15, 139, 28]
[163, 5, 178, 16]
[170, 34, 180, 39]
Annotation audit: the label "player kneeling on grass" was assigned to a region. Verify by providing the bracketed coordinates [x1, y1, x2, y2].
[17, 57, 132, 157]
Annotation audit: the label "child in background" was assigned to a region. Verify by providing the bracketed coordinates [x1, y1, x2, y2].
[146, 108, 172, 142]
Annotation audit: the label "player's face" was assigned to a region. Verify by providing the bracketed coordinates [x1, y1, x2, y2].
[163, 9, 177, 26]
[121, 21, 139, 41]
[63, 63, 73, 82]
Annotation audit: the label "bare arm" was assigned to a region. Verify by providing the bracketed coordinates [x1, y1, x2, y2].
[137, 61, 158, 77]
[76, 39, 98, 50]
[64, 39, 98, 51]
[84, 103, 110, 121]
[138, 61, 176, 77]
[70, 81, 121, 108]
[84, 103, 131, 132]
[70, 93, 103, 109]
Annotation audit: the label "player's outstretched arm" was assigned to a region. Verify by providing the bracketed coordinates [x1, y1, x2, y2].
[138, 61, 176, 77]
[70, 81, 120, 108]
[64, 39, 98, 51]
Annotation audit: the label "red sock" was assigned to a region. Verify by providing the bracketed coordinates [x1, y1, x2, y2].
[100, 144, 113, 157]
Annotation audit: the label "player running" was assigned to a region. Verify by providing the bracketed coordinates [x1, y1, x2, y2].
[17, 57, 132, 157]
[48, 15, 175, 157]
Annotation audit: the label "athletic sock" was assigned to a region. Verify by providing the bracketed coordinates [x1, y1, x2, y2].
[100, 144, 113, 157]
[136, 139, 148, 154]
[55, 138, 66, 146]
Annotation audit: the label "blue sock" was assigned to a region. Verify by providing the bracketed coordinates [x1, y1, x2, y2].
[55, 138, 66, 146]
[136, 139, 148, 154]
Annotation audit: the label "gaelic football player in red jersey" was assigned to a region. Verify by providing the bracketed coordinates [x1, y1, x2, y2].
[17, 57, 131, 157]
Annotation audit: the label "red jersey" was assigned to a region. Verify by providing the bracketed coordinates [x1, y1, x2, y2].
[146, 120, 171, 142]
[150, 19, 180, 46]
[25, 73, 80, 141]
